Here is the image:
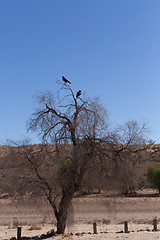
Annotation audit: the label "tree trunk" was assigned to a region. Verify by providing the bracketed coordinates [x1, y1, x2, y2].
[56, 190, 74, 234]
[56, 214, 67, 234]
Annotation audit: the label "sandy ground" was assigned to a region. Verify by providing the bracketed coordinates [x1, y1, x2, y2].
[1, 190, 160, 239]
[2, 222, 160, 240]
[2, 223, 160, 240]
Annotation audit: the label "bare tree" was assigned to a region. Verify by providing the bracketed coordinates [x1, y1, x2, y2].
[10, 80, 153, 234]
[105, 120, 153, 195]
[79, 120, 153, 195]
[25, 80, 109, 234]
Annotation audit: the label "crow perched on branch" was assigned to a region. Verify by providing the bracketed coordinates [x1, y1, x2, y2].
[62, 76, 71, 84]
[76, 90, 81, 98]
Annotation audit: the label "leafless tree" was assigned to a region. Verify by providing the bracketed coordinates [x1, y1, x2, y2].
[104, 120, 153, 194]
[81, 120, 153, 195]
[25, 80, 110, 234]
[10, 80, 153, 234]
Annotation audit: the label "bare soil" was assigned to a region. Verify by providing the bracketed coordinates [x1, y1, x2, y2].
[1, 190, 160, 239]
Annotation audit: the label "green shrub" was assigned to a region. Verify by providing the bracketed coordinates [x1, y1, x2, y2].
[147, 166, 160, 193]
[59, 159, 71, 174]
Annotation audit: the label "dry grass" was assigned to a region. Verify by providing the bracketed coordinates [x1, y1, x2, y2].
[29, 223, 42, 231]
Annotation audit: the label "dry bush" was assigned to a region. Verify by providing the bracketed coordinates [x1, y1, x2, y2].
[29, 224, 42, 231]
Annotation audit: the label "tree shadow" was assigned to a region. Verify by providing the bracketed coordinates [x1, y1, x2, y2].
[124, 193, 160, 198]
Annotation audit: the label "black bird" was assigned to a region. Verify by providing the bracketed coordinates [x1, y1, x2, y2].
[76, 90, 81, 98]
[62, 76, 71, 84]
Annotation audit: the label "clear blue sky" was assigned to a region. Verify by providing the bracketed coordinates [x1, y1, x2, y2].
[0, 0, 160, 144]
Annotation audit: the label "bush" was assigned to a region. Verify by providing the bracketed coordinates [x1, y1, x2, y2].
[147, 166, 160, 193]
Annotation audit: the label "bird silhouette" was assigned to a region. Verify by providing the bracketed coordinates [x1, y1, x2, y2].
[62, 76, 71, 84]
[76, 90, 81, 98]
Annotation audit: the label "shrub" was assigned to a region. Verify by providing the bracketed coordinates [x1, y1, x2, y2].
[29, 223, 42, 230]
[147, 166, 160, 193]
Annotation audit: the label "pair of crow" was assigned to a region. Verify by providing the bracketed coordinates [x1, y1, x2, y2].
[62, 76, 81, 98]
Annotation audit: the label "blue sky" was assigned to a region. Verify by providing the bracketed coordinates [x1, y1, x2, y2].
[0, 0, 160, 144]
